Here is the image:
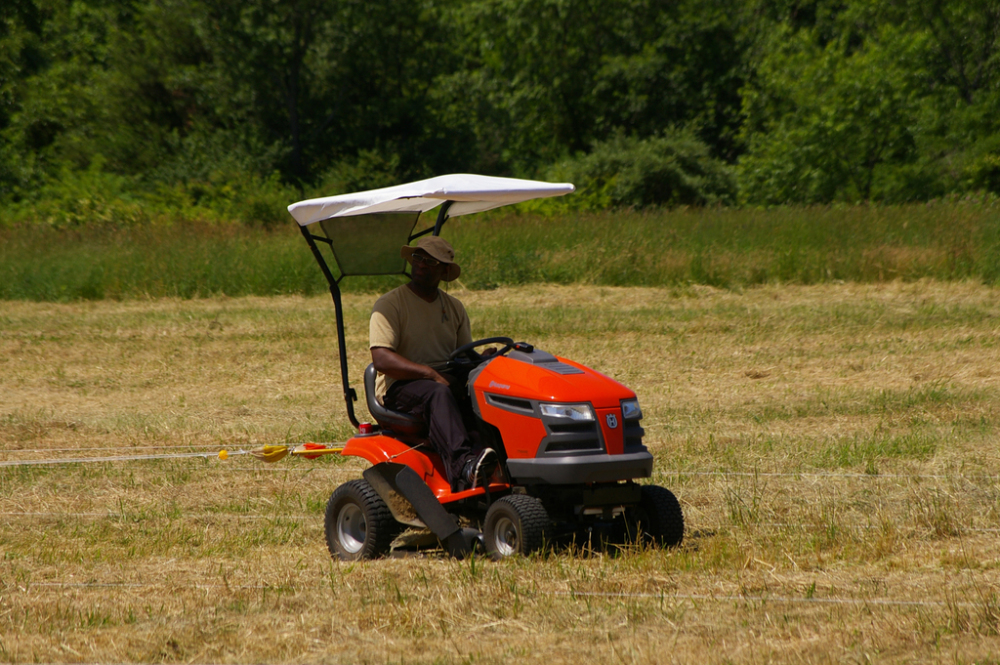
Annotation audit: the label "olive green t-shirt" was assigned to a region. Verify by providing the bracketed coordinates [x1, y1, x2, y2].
[369, 285, 472, 403]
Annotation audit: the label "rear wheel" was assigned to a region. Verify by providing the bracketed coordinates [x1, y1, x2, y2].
[626, 485, 684, 548]
[483, 494, 550, 560]
[324, 479, 399, 561]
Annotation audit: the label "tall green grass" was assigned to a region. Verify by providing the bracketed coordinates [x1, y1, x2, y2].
[2, 201, 1000, 301]
[0, 224, 324, 300]
[454, 201, 1000, 288]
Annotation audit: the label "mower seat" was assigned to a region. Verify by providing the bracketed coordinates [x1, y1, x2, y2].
[363, 363, 428, 438]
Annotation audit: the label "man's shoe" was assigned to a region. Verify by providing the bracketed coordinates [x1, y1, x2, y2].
[463, 448, 498, 490]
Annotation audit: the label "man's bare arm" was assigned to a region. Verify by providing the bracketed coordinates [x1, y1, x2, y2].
[371, 347, 449, 385]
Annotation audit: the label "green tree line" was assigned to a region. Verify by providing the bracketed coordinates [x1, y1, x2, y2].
[1, 0, 999, 225]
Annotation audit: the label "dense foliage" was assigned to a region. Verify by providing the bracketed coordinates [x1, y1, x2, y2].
[1, 0, 999, 224]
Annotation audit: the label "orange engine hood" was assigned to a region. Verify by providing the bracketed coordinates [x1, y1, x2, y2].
[471, 355, 634, 407]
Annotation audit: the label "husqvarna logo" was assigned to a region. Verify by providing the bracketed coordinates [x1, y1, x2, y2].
[606, 414, 618, 429]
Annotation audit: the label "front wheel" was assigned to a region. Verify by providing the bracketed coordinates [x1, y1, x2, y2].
[483, 494, 550, 560]
[324, 479, 399, 561]
[626, 485, 684, 548]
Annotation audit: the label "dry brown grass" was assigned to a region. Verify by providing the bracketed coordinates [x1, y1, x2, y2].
[3, 281, 1000, 663]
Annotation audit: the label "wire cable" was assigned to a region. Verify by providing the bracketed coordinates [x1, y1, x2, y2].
[11, 582, 984, 609]
[0, 450, 249, 468]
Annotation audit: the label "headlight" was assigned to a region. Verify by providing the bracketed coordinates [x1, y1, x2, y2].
[621, 398, 642, 420]
[539, 403, 595, 421]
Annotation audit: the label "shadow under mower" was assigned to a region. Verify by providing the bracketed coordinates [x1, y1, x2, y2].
[286, 174, 684, 560]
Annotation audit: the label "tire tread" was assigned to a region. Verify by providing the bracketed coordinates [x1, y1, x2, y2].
[484, 494, 550, 559]
[324, 478, 399, 560]
[638, 485, 684, 547]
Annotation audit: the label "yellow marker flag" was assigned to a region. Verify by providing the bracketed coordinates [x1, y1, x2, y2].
[248, 445, 290, 463]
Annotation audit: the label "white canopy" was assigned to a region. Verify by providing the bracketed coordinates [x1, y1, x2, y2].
[287, 173, 575, 226]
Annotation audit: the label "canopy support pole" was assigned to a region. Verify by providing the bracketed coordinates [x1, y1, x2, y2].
[299, 225, 360, 429]
[432, 201, 454, 236]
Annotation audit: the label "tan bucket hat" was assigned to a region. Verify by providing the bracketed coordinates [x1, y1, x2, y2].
[400, 236, 461, 281]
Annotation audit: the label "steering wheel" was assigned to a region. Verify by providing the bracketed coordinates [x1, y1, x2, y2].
[448, 336, 515, 366]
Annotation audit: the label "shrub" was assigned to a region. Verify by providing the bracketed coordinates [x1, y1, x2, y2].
[313, 150, 404, 198]
[0, 159, 150, 228]
[545, 131, 736, 210]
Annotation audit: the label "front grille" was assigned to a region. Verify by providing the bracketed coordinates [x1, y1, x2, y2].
[544, 435, 602, 452]
[541, 420, 602, 454]
[623, 418, 645, 450]
[548, 422, 595, 434]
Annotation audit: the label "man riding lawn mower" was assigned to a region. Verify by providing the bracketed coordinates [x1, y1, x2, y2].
[286, 174, 684, 560]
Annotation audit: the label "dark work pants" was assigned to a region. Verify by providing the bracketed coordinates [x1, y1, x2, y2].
[384, 374, 479, 488]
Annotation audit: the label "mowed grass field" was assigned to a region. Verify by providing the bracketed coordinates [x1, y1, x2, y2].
[2, 281, 1000, 663]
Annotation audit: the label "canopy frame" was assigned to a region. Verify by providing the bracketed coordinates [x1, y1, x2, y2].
[298, 202, 455, 428]
[291, 176, 572, 430]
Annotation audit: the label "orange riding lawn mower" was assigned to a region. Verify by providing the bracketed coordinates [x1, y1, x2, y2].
[280, 174, 684, 561]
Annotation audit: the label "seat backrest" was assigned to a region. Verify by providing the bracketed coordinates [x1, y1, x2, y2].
[363, 364, 427, 437]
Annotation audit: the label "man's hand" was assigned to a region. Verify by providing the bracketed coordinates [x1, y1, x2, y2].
[372, 346, 449, 385]
[427, 369, 450, 385]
